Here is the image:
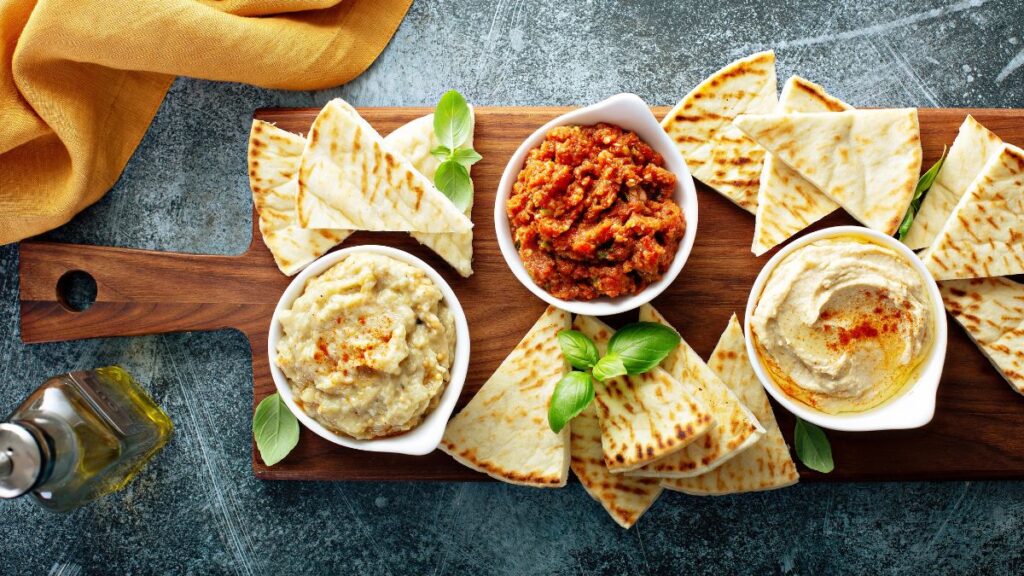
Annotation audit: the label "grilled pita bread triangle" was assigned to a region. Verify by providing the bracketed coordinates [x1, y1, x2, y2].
[627, 305, 764, 479]
[571, 402, 663, 529]
[297, 98, 473, 234]
[573, 315, 713, 474]
[939, 278, 1024, 396]
[734, 108, 922, 235]
[383, 112, 475, 277]
[662, 50, 778, 213]
[751, 77, 850, 256]
[440, 306, 571, 487]
[662, 314, 799, 495]
[920, 144, 1024, 280]
[247, 120, 351, 276]
[903, 115, 1005, 250]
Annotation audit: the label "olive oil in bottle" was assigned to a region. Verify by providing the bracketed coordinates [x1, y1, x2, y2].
[0, 367, 173, 511]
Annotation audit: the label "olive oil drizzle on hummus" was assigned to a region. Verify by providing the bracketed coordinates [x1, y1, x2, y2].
[751, 236, 934, 414]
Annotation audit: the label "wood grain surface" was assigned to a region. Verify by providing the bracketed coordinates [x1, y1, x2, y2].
[18, 106, 1024, 482]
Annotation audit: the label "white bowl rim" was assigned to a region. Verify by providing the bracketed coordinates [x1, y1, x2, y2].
[267, 244, 470, 455]
[493, 92, 698, 316]
[743, 225, 948, 432]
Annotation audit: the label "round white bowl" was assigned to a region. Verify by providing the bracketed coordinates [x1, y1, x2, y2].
[744, 226, 947, 432]
[493, 93, 698, 316]
[267, 245, 470, 455]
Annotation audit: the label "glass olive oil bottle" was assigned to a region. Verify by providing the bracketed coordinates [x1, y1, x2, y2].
[0, 367, 172, 511]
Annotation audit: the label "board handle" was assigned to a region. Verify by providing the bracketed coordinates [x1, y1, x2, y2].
[18, 240, 287, 344]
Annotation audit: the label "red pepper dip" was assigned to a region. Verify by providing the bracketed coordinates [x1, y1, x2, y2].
[506, 123, 686, 300]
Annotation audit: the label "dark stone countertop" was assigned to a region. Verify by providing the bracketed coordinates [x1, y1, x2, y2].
[2, 1, 1023, 574]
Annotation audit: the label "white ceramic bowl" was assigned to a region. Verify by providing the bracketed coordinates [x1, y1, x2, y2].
[268, 245, 470, 455]
[494, 93, 698, 316]
[744, 226, 947, 432]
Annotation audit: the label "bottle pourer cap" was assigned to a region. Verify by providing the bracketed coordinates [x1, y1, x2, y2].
[0, 423, 43, 499]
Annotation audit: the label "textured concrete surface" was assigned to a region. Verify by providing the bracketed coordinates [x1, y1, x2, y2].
[3, 0, 1024, 574]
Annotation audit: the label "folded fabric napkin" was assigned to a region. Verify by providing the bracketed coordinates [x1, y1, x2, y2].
[0, 0, 411, 244]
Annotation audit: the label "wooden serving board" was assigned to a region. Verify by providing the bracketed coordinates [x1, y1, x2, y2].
[19, 107, 1024, 482]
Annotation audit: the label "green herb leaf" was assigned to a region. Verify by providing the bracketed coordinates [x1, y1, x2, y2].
[606, 322, 680, 375]
[434, 90, 472, 150]
[558, 329, 600, 371]
[430, 145, 453, 162]
[449, 147, 483, 167]
[794, 418, 834, 473]
[434, 160, 473, 212]
[253, 393, 299, 467]
[896, 147, 948, 241]
[548, 371, 595, 433]
[592, 353, 627, 382]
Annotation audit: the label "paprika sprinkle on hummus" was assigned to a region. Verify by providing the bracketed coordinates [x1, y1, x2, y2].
[749, 235, 935, 414]
[506, 123, 685, 301]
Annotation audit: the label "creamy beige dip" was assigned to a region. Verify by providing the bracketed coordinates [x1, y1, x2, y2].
[275, 253, 455, 439]
[750, 236, 934, 414]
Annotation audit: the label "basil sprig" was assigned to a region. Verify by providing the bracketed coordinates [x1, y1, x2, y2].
[548, 322, 680, 433]
[896, 147, 947, 241]
[794, 417, 834, 473]
[253, 392, 300, 466]
[430, 90, 480, 212]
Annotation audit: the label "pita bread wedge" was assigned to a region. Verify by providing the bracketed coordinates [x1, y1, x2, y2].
[383, 112, 475, 277]
[247, 120, 351, 276]
[571, 402, 663, 529]
[440, 306, 571, 487]
[920, 144, 1024, 280]
[904, 115, 1005, 250]
[734, 108, 922, 235]
[939, 278, 1024, 395]
[297, 98, 473, 234]
[752, 77, 850, 256]
[627, 305, 764, 479]
[662, 314, 799, 495]
[573, 315, 713, 474]
[662, 50, 778, 213]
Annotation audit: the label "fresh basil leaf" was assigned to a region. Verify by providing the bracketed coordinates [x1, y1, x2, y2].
[548, 371, 595, 433]
[592, 353, 627, 382]
[434, 160, 473, 212]
[558, 330, 600, 370]
[450, 147, 483, 167]
[896, 147, 947, 241]
[794, 418, 834, 473]
[253, 393, 299, 467]
[430, 145, 453, 162]
[434, 90, 472, 150]
[606, 322, 680, 375]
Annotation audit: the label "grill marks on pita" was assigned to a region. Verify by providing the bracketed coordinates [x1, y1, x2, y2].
[940, 278, 1024, 395]
[903, 115, 1005, 250]
[570, 402, 663, 528]
[920, 144, 1024, 280]
[751, 77, 850, 256]
[662, 315, 799, 495]
[573, 315, 713, 473]
[298, 99, 473, 234]
[439, 306, 571, 487]
[734, 108, 923, 236]
[661, 50, 778, 213]
[247, 119, 351, 276]
[626, 305, 764, 479]
[383, 112, 476, 277]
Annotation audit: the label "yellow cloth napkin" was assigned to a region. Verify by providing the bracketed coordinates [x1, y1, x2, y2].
[0, 0, 411, 244]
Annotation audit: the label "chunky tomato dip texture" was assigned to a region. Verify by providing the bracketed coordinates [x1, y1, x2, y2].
[507, 123, 686, 300]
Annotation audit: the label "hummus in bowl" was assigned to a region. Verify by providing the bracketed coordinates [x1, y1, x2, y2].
[268, 245, 469, 455]
[745, 226, 947, 432]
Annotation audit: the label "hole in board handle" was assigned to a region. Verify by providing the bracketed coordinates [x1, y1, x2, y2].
[56, 270, 97, 312]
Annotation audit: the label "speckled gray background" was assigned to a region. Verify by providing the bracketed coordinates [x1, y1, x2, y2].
[2, 0, 1024, 574]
